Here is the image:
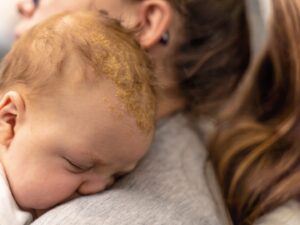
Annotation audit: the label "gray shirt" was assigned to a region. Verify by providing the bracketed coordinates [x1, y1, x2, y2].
[32, 113, 222, 225]
[254, 200, 300, 225]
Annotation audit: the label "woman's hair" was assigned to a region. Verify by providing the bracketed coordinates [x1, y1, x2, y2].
[210, 0, 300, 224]
[132, 0, 250, 115]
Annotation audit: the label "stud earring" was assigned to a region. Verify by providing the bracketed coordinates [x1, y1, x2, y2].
[160, 31, 169, 45]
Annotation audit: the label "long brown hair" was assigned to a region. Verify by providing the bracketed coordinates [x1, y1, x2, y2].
[210, 0, 300, 224]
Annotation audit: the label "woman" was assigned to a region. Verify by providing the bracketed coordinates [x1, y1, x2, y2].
[15, 0, 250, 224]
[210, 0, 300, 224]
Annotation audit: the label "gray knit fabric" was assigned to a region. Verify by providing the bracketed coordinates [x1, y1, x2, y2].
[254, 200, 300, 225]
[32, 113, 222, 225]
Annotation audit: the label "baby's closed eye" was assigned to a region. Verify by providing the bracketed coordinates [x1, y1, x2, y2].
[63, 156, 93, 173]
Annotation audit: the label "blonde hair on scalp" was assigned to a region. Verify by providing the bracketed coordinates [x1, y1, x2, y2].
[210, 0, 300, 224]
[0, 11, 156, 133]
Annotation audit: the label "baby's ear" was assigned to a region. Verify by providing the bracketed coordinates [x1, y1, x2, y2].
[0, 91, 25, 147]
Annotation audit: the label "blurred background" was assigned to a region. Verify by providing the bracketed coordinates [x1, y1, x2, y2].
[0, 0, 20, 59]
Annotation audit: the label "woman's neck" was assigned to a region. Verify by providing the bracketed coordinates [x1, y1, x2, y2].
[156, 91, 186, 120]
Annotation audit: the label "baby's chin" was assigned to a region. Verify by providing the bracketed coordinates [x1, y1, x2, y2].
[30, 206, 56, 219]
[18, 199, 63, 219]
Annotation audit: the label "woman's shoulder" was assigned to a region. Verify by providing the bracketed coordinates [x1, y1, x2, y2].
[254, 200, 300, 225]
[32, 184, 219, 225]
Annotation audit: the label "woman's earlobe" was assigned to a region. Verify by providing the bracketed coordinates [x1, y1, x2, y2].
[137, 0, 172, 49]
[159, 31, 170, 45]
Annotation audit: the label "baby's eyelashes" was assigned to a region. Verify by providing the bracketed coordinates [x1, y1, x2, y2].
[63, 156, 93, 173]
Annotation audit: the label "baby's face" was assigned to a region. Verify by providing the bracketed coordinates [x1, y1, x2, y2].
[1, 79, 152, 212]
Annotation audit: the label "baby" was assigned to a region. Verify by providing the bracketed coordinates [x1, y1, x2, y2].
[0, 11, 156, 225]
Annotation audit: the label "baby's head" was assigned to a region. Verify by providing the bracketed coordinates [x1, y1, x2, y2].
[0, 11, 155, 213]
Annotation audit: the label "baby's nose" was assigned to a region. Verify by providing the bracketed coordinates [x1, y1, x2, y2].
[77, 178, 114, 196]
[16, 0, 36, 18]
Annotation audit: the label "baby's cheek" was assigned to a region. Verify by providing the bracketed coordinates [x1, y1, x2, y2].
[10, 179, 42, 210]
[12, 173, 80, 210]
[2, 164, 37, 209]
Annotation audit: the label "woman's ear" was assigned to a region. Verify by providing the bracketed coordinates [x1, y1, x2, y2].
[136, 0, 172, 49]
[0, 91, 25, 148]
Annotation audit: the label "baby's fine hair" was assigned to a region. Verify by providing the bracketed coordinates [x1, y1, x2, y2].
[0, 11, 156, 133]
